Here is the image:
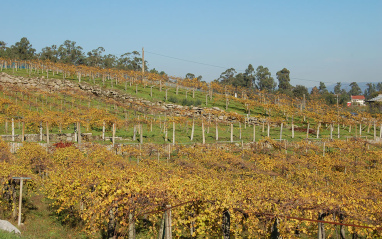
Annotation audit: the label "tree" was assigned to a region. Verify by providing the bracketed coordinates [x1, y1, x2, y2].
[185, 73, 196, 79]
[318, 82, 328, 94]
[364, 83, 376, 100]
[244, 64, 255, 88]
[276, 68, 292, 92]
[116, 51, 144, 71]
[102, 54, 117, 69]
[348, 82, 362, 96]
[377, 83, 382, 92]
[10, 37, 36, 60]
[86, 47, 105, 67]
[311, 86, 319, 96]
[333, 82, 341, 95]
[293, 85, 309, 99]
[58, 40, 85, 65]
[40, 45, 59, 62]
[0, 41, 8, 57]
[219, 68, 237, 85]
[255, 66, 275, 91]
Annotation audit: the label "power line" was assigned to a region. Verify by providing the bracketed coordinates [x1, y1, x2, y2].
[111, 49, 361, 86]
[145, 51, 233, 70]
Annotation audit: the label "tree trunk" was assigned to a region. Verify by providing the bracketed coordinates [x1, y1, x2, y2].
[318, 213, 328, 239]
[129, 213, 136, 239]
[222, 210, 230, 239]
[270, 217, 282, 239]
[108, 207, 117, 239]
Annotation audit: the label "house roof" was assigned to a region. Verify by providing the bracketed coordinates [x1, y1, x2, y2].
[367, 94, 382, 102]
[351, 95, 365, 100]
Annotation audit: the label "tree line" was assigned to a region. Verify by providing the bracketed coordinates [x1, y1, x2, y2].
[0, 37, 166, 75]
[213, 64, 382, 106]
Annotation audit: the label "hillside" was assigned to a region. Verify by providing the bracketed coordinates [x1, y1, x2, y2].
[0, 59, 382, 238]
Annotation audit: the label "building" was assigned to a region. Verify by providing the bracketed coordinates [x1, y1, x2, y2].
[350, 95, 365, 106]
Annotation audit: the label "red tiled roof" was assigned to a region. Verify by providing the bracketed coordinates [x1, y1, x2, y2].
[351, 95, 365, 100]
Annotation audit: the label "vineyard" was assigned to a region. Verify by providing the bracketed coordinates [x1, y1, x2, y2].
[0, 59, 382, 238]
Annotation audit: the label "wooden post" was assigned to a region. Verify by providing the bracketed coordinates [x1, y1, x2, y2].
[330, 123, 333, 140]
[239, 122, 242, 140]
[18, 179, 23, 226]
[359, 123, 362, 136]
[5, 120, 8, 134]
[166, 89, 168, 101]
[323, 142, 325, 157]
[215, 119, 219, 141]
[165, 205, 172, 239]
[140, 124, 143, 144]
[172, 121, 175, 145]
[373, 122, 376, 140]
[191, 118, 194, 141]
[202, 120, 205, 144]
[39, 122, 43, 142]
[21, 121, 25, 142]
[317, 123, 320, 139]
[306, 123, 309, 139]
[102, 121, 105, 141]
[337, 123, 340, 139]
[12, 118, 15, 142]
[46, 122, 50, 145]
[280, 123, 283, 140]
[77, 122, 81, 145]
[267, 122, 270, 138]
[230, 123, 233, 143]
[206, 94, 208, 106]
[112, 123, 115, 147]
[292, 121, 295, 139]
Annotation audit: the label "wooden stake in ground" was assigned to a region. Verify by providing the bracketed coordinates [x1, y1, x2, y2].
[46, 122, 50, 145]
[202, 120, 205, 144]
[77, 122, 81, 145]
[140, 124, 143, 144]
[306, 123, 309, 139]
[12, 118, 15, 142]
[230, 123, 233, 143]
[215, 119, 219, 141]
[172, 121, 175, 145]
[112, 123, 116, 147]
[12, 177, 31, 226]
[191, 118, 194, 141]
[253, 124, 256, 142]
[102, 121, 105, 141]
[21, 121, 25, 142]
[280, 123, 283, 140]
[316, 123, 320, 139]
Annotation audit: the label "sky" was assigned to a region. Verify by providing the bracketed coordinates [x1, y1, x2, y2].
[1, 0, 381, 88]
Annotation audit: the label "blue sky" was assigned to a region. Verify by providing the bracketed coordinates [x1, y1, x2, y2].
[1, 0, 381, 88]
